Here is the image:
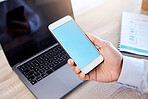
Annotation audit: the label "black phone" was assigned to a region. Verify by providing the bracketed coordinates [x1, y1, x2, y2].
[7, 6, 24, 28]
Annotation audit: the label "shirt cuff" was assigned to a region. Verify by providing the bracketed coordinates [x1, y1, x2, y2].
[117, 56, 145, 88]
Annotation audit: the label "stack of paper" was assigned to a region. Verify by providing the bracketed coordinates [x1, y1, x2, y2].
[119, 12, 148, 57]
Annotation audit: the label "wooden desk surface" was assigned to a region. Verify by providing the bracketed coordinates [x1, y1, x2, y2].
[0, 0, 148, 98]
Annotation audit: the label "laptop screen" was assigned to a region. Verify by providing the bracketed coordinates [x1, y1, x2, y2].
[0, 0, 74, 66]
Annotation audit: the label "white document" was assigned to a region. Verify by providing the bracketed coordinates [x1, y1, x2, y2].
[119, 12, 148, 56]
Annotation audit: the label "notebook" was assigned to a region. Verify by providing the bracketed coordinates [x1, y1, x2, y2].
[119, 12, 148, 57]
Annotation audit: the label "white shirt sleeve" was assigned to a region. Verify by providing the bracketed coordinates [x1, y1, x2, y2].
[117, 56, 148, 93]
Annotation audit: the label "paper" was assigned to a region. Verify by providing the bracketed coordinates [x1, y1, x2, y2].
[119, 12, 148, 56]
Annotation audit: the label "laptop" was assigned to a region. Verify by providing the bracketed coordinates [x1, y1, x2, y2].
[0, 0, 83, 99]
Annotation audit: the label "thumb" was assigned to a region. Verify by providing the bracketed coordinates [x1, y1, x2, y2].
[86, 33, 104, 47]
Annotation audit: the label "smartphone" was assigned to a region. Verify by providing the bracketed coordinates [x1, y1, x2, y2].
[7, 6, 24, 28]
[48, 16, 104, 74]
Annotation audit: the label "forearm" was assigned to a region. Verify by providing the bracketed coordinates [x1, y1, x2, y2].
[117, 56, 148, 93]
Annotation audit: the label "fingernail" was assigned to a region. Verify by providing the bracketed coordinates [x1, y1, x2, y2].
[68, 59, 73, 65]
[75, 67, 78, 71]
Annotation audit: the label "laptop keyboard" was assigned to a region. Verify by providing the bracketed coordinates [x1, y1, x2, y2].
[17, 45, 70, 85]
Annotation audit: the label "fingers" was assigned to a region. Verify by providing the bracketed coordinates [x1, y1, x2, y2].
[67, 59, 89, 80]
[73, 66, 80, 74]
[78, 72, 85, 80]
[68, 59, 81, 74]
[73, 66, 89, 80]
[86, 33, 104, 47]
[86, 33, 112, 48]
[78, 72, 89, 80]
[67, 59, 75, 66]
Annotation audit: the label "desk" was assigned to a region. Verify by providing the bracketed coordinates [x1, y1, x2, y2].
[0, 0, 148, 98]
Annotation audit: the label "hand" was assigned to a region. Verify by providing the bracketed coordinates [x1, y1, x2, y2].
[67, 33, 123, 82]
[5, 15, 30, 37]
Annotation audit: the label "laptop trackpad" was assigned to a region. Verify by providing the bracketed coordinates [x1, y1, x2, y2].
[54, 64, 82, 89]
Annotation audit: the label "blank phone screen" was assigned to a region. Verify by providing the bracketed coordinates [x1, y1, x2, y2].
[52, 20, 100, 69]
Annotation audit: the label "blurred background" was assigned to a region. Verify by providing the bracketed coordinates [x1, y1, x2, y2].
[71, 0, 108, 16]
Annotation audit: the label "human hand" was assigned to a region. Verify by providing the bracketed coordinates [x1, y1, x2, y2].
[67, 33, 123, 82]
[5, 15, 30, 37]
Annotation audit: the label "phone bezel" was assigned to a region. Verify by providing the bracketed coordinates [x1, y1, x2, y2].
[48, 15, 104, 74]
